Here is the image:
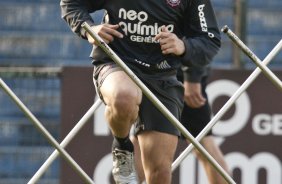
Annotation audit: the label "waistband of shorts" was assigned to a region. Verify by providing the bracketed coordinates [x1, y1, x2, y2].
[93, 60, 178, 80]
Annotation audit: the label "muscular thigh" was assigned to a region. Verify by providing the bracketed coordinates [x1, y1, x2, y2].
[137, 131, 178, 170]
[100, 70, 141, 105]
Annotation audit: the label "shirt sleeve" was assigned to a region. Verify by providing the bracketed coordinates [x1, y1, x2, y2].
[181, 0, 221, 68]
[60, 0, 105, 39]
[182, 66, 209, 82]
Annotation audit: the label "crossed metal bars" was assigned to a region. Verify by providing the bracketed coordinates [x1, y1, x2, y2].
[0, 24, 281, 183]
[172, 29, 282, 171]
[0, 78, 96, 184]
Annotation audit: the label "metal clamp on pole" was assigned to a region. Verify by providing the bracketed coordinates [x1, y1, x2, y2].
[222, 25, 282, 92]
[81, 22, 236, 184]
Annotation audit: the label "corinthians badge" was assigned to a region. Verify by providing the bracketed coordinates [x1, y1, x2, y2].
[166, 0, 181, 7]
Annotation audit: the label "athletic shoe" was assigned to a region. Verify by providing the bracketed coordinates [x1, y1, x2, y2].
[112, 148, 138, 184]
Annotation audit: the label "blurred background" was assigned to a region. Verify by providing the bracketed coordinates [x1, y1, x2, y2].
[0, 0, 281, 184]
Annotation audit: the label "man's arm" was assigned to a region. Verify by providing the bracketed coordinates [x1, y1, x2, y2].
[181, 67, 207, 108]
[60, 0, 105, 39]
[181, 0, 220, 107]
[181, 0, 221, 68]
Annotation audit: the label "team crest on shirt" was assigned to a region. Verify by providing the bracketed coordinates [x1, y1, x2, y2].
[166, 0, 181, 7]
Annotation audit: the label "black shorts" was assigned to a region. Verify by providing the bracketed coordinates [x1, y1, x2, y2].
[93, 62, 184, 136]
[180, 76, 212, 138]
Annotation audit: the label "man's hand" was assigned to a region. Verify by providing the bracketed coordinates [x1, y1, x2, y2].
[86, 23, 123, 45]
[155, 26, 185, 56]
[183, 81, 206, 108]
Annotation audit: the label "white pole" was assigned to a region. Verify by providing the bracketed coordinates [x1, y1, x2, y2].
[0, 78, 95, 184]
[82, 22, 236, 184]
[172, 39, 282, 171]
[28, 99, 102, 184]
[222, 26, 282, 91]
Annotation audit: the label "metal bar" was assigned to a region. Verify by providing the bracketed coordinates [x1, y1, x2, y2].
[82, 22, 236, 184]
[28, 99, 103, 184]
[172, 39, 282, 171]
[222, 25, 282, 92]
[0, 67, 62, 77]
[0, 66, 62, 74]
[233, 0, 247, 69]
[0, 78, 95, 184]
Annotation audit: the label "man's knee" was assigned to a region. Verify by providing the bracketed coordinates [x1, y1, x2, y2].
[108, 89, 140, 120]
[102, 72, 142, 121]
[145, 163, 171, 183]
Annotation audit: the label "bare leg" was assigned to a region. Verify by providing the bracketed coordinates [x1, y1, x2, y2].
[101, 71, 142, 183]
[138, 131, 178, 184]
[131, 135, 145, 183]
[190, 136, 230, 184]
[100, 71, 142, 137]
